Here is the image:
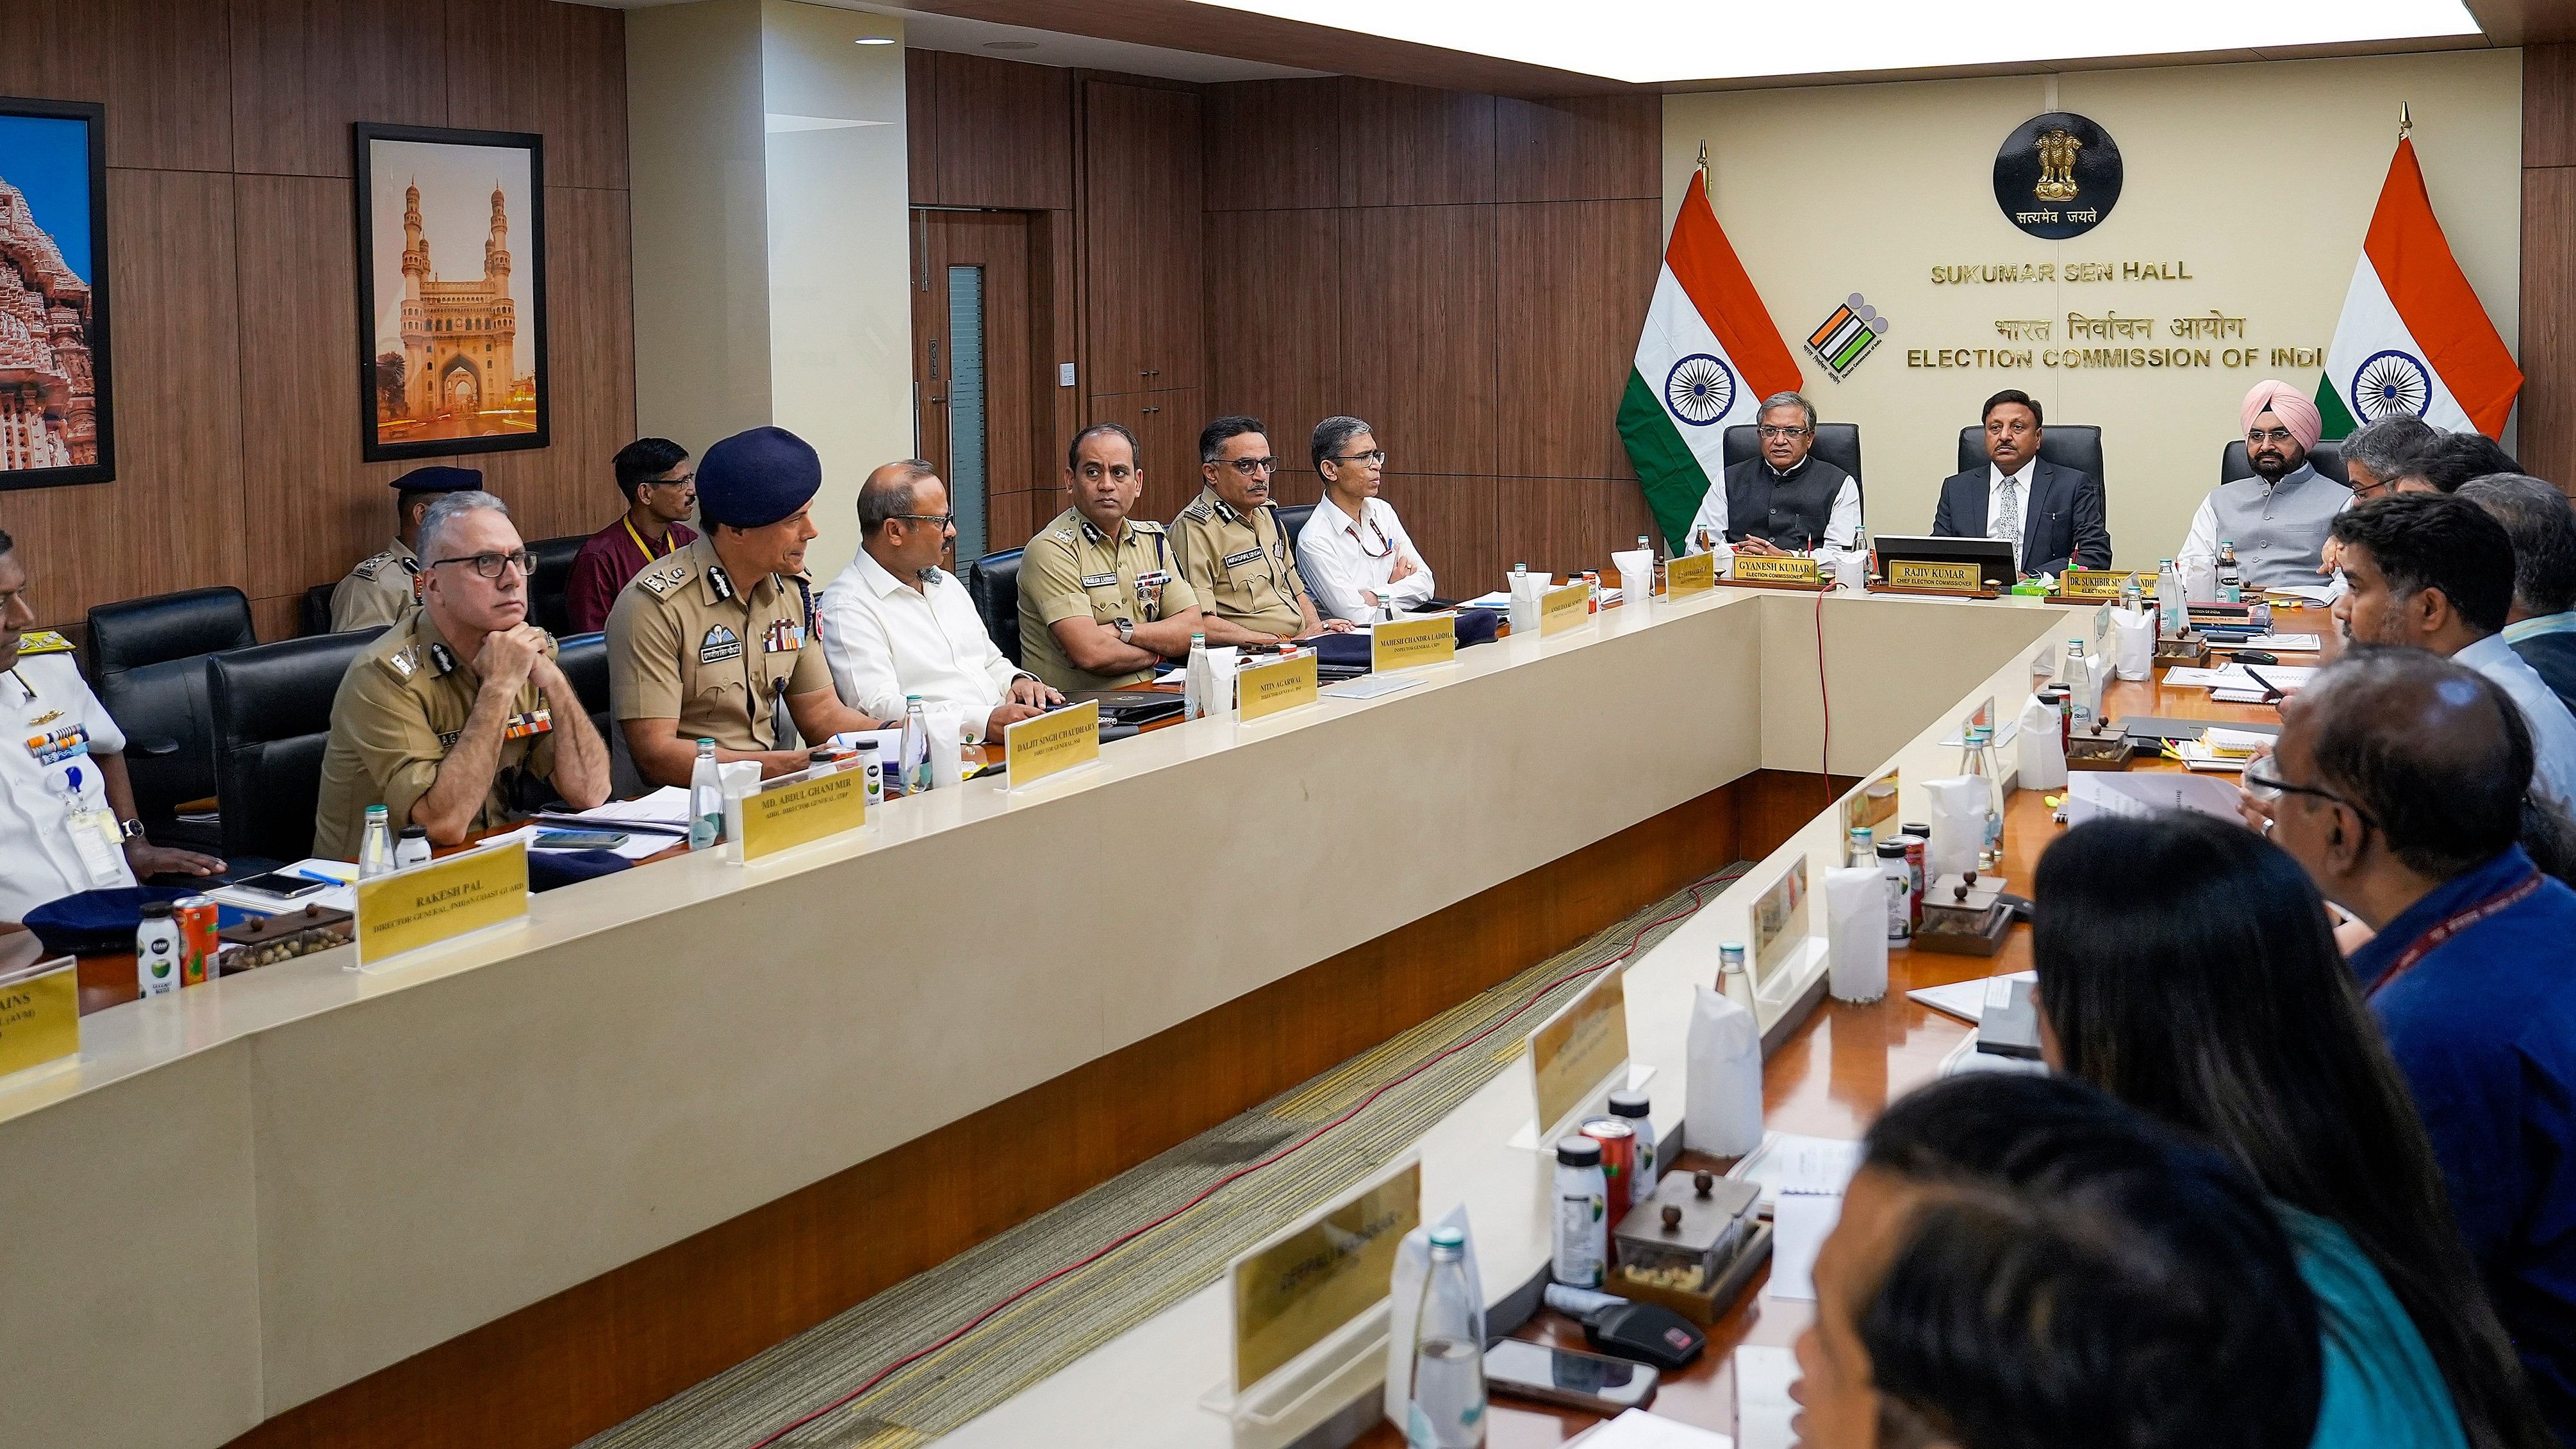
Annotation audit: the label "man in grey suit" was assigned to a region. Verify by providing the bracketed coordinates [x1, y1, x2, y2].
[1930, 389, 2112, 575]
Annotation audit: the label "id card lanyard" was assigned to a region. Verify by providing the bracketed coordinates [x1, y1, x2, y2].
[56, 761, 126, 886]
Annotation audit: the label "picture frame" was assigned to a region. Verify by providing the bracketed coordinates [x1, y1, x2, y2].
[352, 122, 548, 463]
[0, 95, 113, 490]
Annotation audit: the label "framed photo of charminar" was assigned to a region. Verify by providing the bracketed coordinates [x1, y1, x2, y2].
[0, 96, 114, 490]
[352, 122, 549, 462]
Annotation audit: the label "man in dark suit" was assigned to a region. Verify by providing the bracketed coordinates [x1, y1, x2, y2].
[2462, 472, 2576, 717]
[1930, 389, 2111, 574]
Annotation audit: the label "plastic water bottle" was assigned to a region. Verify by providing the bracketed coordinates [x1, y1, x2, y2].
[1407, 1225, 1488, 1448]
[2118, 572, 2143, 613]
[1184, 632, 1209, 721]
[358, 804, 395, 879]
[2156, 558, 2184, 635]
[2061, 640, 2093, 733]
[688, 740, 722, 849]
[900, 697, 931, 795]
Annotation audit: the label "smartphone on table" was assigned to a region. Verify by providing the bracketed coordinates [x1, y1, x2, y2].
[1482, 1339, 1659, 1415]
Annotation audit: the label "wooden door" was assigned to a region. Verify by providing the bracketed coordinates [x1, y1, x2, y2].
[1082, 82, 1204, 395]
[1086, 387, 1203, 527]
[911, 210, 1039, 567]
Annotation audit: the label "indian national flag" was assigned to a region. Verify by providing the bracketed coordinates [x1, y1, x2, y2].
[2315, 137, 2521, 440]
[1619, 165, 1802, 549]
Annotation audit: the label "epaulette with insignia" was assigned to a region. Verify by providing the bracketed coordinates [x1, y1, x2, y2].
[382, 645, 420, 681]
[1132, 519, 1168, 534]
[1178, 495, 1213, 521]
[13, 629, 72, 656]
[636, 558, 691, 599]
[351, 554, 388, 581]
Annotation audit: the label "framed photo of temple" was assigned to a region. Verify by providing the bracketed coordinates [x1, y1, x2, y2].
[0, 97, 113, 490]
[353, 123, 548, 462]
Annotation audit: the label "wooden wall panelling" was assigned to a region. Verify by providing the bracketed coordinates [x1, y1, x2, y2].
[1494, 477, 1660, 579]
[0, 0, 108, 107]
[229, 775, 1751, 1449]
[1203, 207, 1341, 469]
[2520, 165, 2576, 490]
[1494, 95, 1660, 203]
[2527, 44, 2576, 170]
[1385, 474, 1499, 595]
[227, 0, 449, 178]
[1339, 204, 1498, 477]
[1082, 388, 1203, 523]
[1347, 80, 1495, 208]
[493, 185, 637, 545]
[1493, 199, 1658, 479]
[104, 0, 236, 172]
[1032, 207, 1079, 481]
[932, 52, 1073, 211]
[444, 0, 629, 192]
[1083, 81, 1159, 399]
[1204, 78, 1350, 210]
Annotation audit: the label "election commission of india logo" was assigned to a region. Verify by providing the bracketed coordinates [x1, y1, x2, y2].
[1993, 112, 2122, 240]
[2352, 349, 2433, 420]
[1665, 354, 1736, 426]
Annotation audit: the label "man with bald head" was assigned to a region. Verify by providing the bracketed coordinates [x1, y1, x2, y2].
[2251, 645, 2576, 1436]
[2177, 379, 2352, 592]
[816, 458, 1059, 745]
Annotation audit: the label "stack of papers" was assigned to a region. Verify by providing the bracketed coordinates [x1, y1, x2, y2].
[1908, 970, 2036, 1023]
[1567, 1410, 1734, 1448]
[2215, 632, 2322, 652]
[1728, 1131, 1863, 1213]
[2168, 726, 2275, 772]
[2063, 770, 2242, 825]
[546, 787, 694, 860]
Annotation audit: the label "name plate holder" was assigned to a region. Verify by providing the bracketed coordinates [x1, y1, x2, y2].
[1885, 558, 1985, 595]
[1238, 650, 1320, 722]
[1747, 855, 1834, 1056]
[2056, 568, 2136, 600]
[1729, 554, 1824, 586]
[1537, 583, 1592, 637]
[354, 839, 531, 972]
[1201, 1159, 1422, 1449]
[1370, 615, 1454, 672]
[738, 763, 866, 862]
[1665, 551, 1717, 599]
[0, 956, 79, 1086]
[1005, 698, 1102, 792]
[1506, 966, 1656, 1152]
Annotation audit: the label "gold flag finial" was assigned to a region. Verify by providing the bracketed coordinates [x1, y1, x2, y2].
[1696, 138, 1708, 170]
[2399, 102, 2413, 141]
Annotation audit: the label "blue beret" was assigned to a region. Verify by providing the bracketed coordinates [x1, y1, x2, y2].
[697, 427, 822, 529]
[392, 465, 483, 494]
[24, 886, 196, 957]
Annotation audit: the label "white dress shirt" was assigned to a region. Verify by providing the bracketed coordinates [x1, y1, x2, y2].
[2457, 633, 2576, 811]
[1681, 463, 1862, 563]
[1297, 495, 1435, 623]
[1, 652, 135, 922]
[816, 549, 1025, 741]
[1985, 460, 2035, 568]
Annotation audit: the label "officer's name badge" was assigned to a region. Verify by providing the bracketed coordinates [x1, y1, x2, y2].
[700, 625, 743, 664]
[1222, 547, 1265, 570]
[1079, 572, 1119, 589]
[504, 708, 552, 740]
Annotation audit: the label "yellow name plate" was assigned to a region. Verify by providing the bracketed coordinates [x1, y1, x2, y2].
[1531, 969, 1629, 1138]
[1371, 615, 1455, 672]
[1238, 650, 1319, 721]
[355, 840, 530, 966]
[1005, 698, 1101, 788]
[1888, 558, 1985, 593]
[1665, 551, 1717, 598]
[0, 957, 78, 1081]
[740, 765, 866, 861]
[1539, 583, 1592, 636]
[2058, 568, 2136, 599]
[1731, 554, 1823, 585]
[1232, 1160, 1422, 1392]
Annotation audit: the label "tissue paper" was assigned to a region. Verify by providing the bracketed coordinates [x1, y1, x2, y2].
[2112, 608, 2154, 681]
[1823, 866, 1888, 1003]
[2016, 693, 2068, 790]
[1613, 549, 1653, 606]
[1922, 775, 1990, 879]
[1686, 983, 1765, 1157]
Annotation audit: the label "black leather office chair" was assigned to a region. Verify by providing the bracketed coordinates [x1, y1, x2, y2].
[84, 586, 256, 850]
[1956, 425, 2105, 487]
[556, 631, 612, 750]
[1719, 423, 1865, 501]
[966, 549, 1023, 667]
[209, 628, 385, 865]
[1271, 503, 1325, 602]
[299, 583, 336, 636]
[2220, 439, 2349, 486]
[526, 533, 587, 636]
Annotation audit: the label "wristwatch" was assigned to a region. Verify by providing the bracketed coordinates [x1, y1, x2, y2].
[1115, 617, 1135, 645]
[117, 817, 145, 842]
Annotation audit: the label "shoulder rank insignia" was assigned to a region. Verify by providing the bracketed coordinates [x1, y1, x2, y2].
[636, 559, 689, 599]
[383, 645, 419, 681]
[1178, 495, 1213, 522]
[13, 629, 72, 656]
[352, 552, 391, 581]
[1133, 519, 1166, 535]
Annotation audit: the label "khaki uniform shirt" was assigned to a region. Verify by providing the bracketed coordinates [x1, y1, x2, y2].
[605, 536, 831, 756]
[312, 611, 561, 860]
[1017, 508, 1198, 692]
[1171, 487, 1310, 640]
[330, 537, 422, 633]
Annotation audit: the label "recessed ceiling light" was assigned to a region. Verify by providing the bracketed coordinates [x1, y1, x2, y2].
[854, 35, 895, 45]
[983, 40, 1041, 50]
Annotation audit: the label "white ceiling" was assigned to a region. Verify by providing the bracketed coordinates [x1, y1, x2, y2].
[564, 0, 1330, 81]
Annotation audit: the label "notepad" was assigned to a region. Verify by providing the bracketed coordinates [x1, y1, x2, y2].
[1908, 970, 2036, 1023]
[1567, 1409, 1735, 1449]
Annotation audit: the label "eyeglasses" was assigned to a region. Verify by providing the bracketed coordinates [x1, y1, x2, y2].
[1327, 450, 1388, 467]
[648, 472, 697, 490]
[1214, 456, 1280, 475]
[1755, 425, 1812, 440]
[2243, 760, 2378, 829]
[430, 549, 536, 579]
[893, 513, 955, 530]
[2246, 427, 2299, 447]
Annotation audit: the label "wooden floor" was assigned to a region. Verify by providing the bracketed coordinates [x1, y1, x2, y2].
[231, 767, 1848, 1449]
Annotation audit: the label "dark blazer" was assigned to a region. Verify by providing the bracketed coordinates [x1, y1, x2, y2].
[2513, 630, 2576, 721]
[1929, 458, 2112, 574]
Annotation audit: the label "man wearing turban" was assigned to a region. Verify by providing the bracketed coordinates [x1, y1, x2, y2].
[2177, 380, 2354, 593]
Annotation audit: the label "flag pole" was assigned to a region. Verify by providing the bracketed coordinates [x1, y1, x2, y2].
[2399, 102, 2412, 142]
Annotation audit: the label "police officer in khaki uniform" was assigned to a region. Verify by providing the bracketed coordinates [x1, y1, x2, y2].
[1019, 422, 1205, 693]
[1171, 414, 1351, 647]
[329, 465, 485, 633]
[607, 426, 886, 789]
[314, 492, 610, 858]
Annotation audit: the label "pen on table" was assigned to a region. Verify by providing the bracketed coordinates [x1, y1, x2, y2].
[2242, 665, 2284, 701]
